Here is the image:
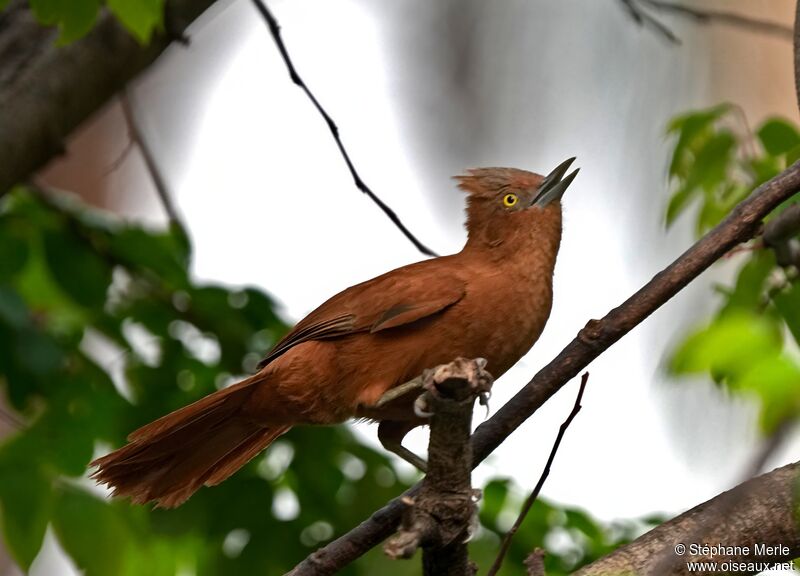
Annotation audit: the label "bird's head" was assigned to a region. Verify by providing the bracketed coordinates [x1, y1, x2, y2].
[454, 158, 579, 250]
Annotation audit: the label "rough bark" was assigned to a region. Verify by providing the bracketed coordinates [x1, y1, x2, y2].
[574, 462, 800, 575]
[383, 358, 490, 576]
[0, 0, 218, 195]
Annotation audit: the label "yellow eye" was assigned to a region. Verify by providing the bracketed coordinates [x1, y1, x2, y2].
[502, 193, 518, 207]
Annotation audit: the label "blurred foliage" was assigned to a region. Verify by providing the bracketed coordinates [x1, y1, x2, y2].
[475, 478, 660, 576]
[0, 189, 641, 574]
[0, 0, 165, 44]
[665, 105, 800, 433]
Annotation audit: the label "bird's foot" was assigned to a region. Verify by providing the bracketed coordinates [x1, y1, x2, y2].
[414, 357, 494, 417]
[374, 375, 424, 408]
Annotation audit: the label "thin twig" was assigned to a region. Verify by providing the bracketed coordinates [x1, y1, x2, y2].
[101, 134, 135, 177]
[287, 161, 800, 576]
[642, 0, 793, 39]
[119, 91, 185, 232]
[249, 0, 438, 258]
[486, 372, 589, 576]
[742, 419, 794, 481]
[619, 0, 793, 45]
[618, 0, 681, 44]
[0, 407, 26, 430]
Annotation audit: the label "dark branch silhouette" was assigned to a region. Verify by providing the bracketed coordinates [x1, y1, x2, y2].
[574, 462, 800, 575]
[486, 372, 588, 576]
[120, 92, 185, 232]
[619, 0, 793, 45]
[0, 0, 218, 197]
[289, 160, 800, 575]
[250, 0, 438, 258]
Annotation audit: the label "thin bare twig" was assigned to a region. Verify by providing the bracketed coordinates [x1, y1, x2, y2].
[288, 160, 800, 576]
[119, 91, 185, 231]
[643, 0, 793, 39]
[101, 134, 135, 177]
[0, 407, 25, 430]
[763, 202, 800, 268]
[619, 0, 681, 44]
[487, 372, 588, 576]
[619, 0, 793, 45]
[249, 0, 438, 258]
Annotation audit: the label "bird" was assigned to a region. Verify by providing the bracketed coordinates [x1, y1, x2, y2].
[91, 158, 578, 508]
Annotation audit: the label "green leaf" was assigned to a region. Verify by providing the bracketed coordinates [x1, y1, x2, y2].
[757, 118, 800, 157]
[667, 104, 731, 179]
[0, 285, 29, 329]
[53, 489, 136, 576]
[480, 478, 510, 528]
[719, 250, 775, 315]
[30, 0, 100, 43]
[773, 281, 800, 347]
[669, 312, 781, 380]
[665, 185, 696, 228]
[107, 0, 165, 44]
[107, 226, 189, 289]
[28, 0, 61, 24]
[0, 451, 53, 570]
[738, 355, 800, 433]
[43, 228, 111, 309]
[0, 226, 29, 281]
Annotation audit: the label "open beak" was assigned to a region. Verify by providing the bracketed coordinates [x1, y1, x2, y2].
[532, 157, 579, 207]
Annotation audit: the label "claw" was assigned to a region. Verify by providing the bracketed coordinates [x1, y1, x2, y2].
[414, 395, 434, 418]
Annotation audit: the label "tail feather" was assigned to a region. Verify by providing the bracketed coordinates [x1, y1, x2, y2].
[91, 376, 290, 508]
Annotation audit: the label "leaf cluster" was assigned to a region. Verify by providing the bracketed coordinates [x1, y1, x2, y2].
[665, 106, 800, 433]
[0, 189, 412, 575]
[1, 0, 165, 44]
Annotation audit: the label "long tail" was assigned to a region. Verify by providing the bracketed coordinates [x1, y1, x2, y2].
[90, 375, 290, 508]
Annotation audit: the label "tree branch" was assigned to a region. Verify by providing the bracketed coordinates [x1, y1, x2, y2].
[763, 202, 800, 268]
[487, 372, 588, 576]
[119, 91, 186, 232]
[619, 0, 793, 45]
[288, 162, 800, 576]
[641, 0, 793, 39]
[574, 462, 800, 575]
[383, 358, 491, 576]
[249, 0, 438, 258]
[0, 0, 219, 196]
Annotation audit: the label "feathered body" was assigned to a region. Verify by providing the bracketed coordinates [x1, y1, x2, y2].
[91, 163, 576, 507]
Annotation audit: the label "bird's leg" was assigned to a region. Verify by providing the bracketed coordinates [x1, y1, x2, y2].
[373, 375, 424, 408]
[378, 420, 427, 473]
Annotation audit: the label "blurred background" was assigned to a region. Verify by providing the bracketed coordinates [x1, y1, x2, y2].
[1, 0, 798, 574]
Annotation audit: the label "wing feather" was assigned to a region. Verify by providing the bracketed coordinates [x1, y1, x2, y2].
[257, 257, 466, 369]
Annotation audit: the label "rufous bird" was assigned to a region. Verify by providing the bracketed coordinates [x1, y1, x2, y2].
[91, 158, 578, 507]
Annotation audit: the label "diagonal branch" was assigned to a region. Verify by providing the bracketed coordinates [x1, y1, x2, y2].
[619, 0, 793, 45]
[0, 0, 219, 197]
[573, 461, 800, 575]
[641, 0, 793, 39]
[250, 0, 438, 258]
[288, 161, 800, 576]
